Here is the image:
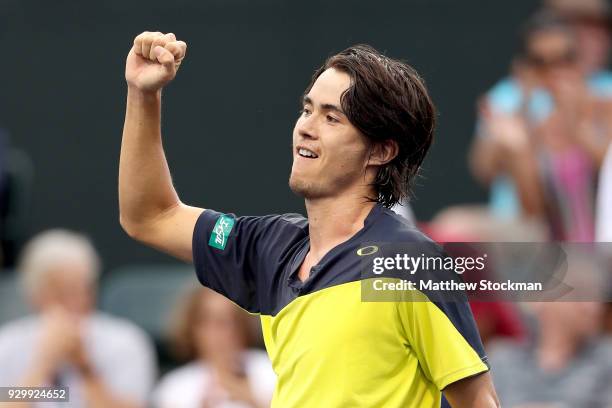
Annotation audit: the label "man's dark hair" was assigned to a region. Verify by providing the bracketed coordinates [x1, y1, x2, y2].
[304, 44, 436, 208]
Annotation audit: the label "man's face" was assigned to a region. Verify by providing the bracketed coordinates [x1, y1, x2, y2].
[289, 68, 372, 200]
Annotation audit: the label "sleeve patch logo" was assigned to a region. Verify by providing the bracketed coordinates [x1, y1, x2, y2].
[208, 214, 236, 250]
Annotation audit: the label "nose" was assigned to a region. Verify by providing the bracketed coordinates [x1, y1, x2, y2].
[297, 113, 319, 141]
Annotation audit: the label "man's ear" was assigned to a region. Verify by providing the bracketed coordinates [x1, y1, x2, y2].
[368, 139, 399, 166]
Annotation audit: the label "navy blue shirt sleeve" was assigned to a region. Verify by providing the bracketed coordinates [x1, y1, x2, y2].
[192, 209, 307, 313]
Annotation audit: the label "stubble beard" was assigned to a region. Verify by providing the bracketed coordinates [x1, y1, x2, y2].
[289, 168, 362, 201]
[288, 172, 327, 199]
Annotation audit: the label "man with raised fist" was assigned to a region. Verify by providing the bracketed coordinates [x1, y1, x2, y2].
[119, 31, 499, 408]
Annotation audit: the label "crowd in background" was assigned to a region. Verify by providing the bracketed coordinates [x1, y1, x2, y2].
[0, 230, 276, 408]
[470, 0, 612, 243]
[463, 0, 612, 406]
[0, 0, 612, 407]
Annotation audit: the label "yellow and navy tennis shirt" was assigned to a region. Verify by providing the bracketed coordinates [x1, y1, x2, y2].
[192, 204, 489, 407]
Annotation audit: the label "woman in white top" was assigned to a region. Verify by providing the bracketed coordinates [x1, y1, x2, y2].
[153, 287, 276, 408]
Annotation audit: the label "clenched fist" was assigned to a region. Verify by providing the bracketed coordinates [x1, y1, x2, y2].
[125, 31, 187, 92]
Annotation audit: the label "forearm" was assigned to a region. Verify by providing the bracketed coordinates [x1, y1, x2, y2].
[558, 100, 609, 167]
[504, 146, 545, 217]
[575, 118, 611, 168]
[469, 137, 503, 185]
[119, 87, 181, 235]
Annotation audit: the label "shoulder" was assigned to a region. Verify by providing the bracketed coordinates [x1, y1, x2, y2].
[274, 213, 308, 229]
[236, 212, 309, 251]
[244, 349, 274, 372]
[0, 315, 39, 353]
[88, 312, 154, 352]
[202, 209, 307, 228]
[0, 315, 38, 336]
[197, 209, 308, 239]
[89, 312, 147, 336]
[488, 77, 518, 95]
[0, 315, 39, 343]
[372, 205, 437, 245]
[362, 206, 446, 268]
[486, 77, 522, 114]
[251, 212, 309, 234]
[243, 350, 276, 403]
[158, 361, 207, 388]
[154, 362, 207, 405]
[589, 70, 612, 99]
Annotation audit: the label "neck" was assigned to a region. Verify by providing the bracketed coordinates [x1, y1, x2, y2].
[304, 193, 376, 262]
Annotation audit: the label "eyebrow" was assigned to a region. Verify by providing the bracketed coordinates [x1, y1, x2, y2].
[303, 95, 345, 116]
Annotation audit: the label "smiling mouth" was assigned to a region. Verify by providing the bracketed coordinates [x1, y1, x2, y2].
[297, 147, 319, 159]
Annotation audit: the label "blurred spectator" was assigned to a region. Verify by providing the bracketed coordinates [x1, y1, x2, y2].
[426, 204, 548, 242]
[467, 301, 526, 346]
[425, 205, 544, 345]
[524, 13, 603, 241]
[153, 287, 275, 408]
[489, 302, 612, 407]
[470, 10, 611, 241]
[469, 19, 558, 220]
[546, 0, 612, 91]
[489, 252, 612, 407]
[0, 230, 156, 408]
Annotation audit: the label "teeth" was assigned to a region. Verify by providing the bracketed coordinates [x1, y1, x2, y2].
[298, 148, 318, 158]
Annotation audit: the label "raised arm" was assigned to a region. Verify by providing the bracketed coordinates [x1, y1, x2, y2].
[119, 31, 204, 261]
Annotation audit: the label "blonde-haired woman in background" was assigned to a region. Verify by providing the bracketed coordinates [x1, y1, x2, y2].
[153, 286, 275, 408]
